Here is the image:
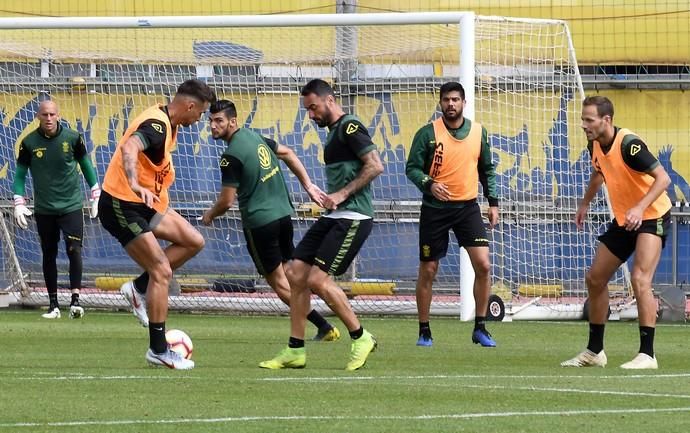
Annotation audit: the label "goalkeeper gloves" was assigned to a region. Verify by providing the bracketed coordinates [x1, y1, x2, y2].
[13, 195, 32, 230]
[89, 183, 101, 219]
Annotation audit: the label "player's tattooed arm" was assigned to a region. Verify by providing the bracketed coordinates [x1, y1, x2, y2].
[121, 134, 159, 207]
[121, 135, 144, 187]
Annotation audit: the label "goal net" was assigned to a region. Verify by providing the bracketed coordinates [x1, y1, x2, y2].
[0, 13, 628, 318]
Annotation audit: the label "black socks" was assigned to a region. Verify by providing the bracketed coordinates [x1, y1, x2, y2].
[587, 323, 605, 354]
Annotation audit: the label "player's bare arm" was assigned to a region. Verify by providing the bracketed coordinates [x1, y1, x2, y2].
[324, 149, 384, 209]
[575, 170, 605, 229]
[201, 186, 237, 225]
[623, 164, 671, 231]
[274, 143, 327, 207]
[121, 134, 159, 208]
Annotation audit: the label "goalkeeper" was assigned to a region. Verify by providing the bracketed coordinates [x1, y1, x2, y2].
[12, 100, 101, 320]
[201, 99, 340, 342]
[406, 82, 499, 348]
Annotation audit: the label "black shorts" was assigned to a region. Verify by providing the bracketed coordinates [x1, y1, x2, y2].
[598, 211, 671, 262]
[98, 190, 165, 247]
[35, 209, 84, 251]
[293, 216, 373, 276]
[243, 215, 294, 276]
[419, 203, 489, 261]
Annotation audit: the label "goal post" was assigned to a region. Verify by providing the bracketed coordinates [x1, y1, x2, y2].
[458, 12, 477, 322]
[0, 12, 629, 318]
[0, 210, 28, 296]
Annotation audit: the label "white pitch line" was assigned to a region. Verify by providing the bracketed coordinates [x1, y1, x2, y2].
[12, 375, 199, 381]
[2, 407, 690, 428]
[259, 372, 690, 382]
[4, 372, 690, 383]
[457, 383, 690, 400]
[260, 375, 690, 400]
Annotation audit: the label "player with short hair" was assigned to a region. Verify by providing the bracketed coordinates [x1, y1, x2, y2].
[12, 100, 100, 320]
[260, 79, 384, 371]
[99, 79, 216, 370]
[406, 81, 499, 348]
[201, 99, 340, 341]
[561, 95, 672, 369]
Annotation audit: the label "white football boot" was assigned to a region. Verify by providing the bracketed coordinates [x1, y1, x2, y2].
[620, 353, 658, 369]
[120, 281, 149, 327]
[560, 349, 607, 367]
[41, 307, 61, 319]
[146, 348, 195, 370]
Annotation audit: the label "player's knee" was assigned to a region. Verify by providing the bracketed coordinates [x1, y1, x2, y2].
[630, 271, 652, 290]
[308, 284, 328, 299]
[188, 230, 205, 254]
[65, 240, 82, 258]
[419, 261, 439, 278]
[284, 262, 295, 282]
[306, 272, 329, 294]
[285, 261, 305, 287]
[473, 260, 491, 278]
[306, 276, 321, 292]
[152, 267, 173, 286]
[273, 284, 291, 304]
[149, 256, 173, 284]
[585, 270, 606, 291]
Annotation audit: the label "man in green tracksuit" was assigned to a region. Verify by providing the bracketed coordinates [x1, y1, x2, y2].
[406, 81, 499, 348]
[12, 100, 100, 319]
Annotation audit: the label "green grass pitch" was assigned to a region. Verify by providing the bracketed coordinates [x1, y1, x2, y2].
[1, 309, 689, 433]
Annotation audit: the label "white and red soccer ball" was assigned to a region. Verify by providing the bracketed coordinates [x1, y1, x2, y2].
[165, 329, 193, 360]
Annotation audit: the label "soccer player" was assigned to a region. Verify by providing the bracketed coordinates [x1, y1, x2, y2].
[98, 79, 215, 370]
[12, 100, 100, 320]
[561, 95, 672, 369]
[259, 79, 383, 371]
[405, 81, 499, 348]
[200, 99, 340, 341]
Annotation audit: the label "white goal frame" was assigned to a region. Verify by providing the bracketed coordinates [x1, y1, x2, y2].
[0, 12, 632, 320]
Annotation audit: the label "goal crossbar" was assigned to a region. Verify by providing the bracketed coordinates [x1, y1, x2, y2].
[0, 12, 627, 320]
[0, 12, 569, 30]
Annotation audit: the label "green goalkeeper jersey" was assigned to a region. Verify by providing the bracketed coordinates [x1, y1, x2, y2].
[13, 124, 97, 215]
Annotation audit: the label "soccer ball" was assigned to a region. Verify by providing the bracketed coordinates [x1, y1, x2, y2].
[165, 329, 193, 360]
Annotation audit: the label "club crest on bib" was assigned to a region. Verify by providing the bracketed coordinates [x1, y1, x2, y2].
[346, 123, 359, 135]
[258, 144, 272, 170]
